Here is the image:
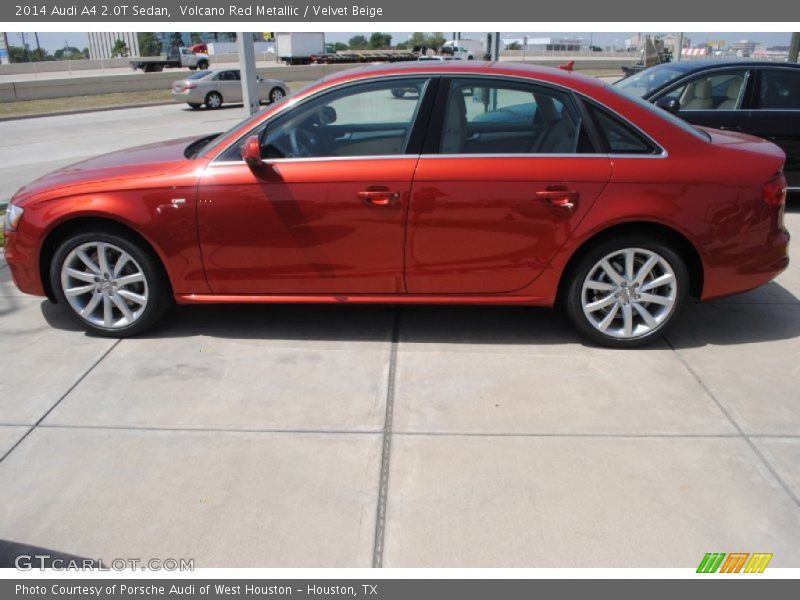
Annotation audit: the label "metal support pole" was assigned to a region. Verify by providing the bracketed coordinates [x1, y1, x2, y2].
[790, 33, 800, 63]
[674, 32, 684, 62]
[237, 32, 260, 115]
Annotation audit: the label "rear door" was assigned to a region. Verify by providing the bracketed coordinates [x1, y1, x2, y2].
[749, 67, 800, 189]
[405, 77, 613, 294]
[215, 70, 242, 103]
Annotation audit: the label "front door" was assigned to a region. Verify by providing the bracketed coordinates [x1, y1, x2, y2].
[405, 77, 612, 294]
[656, 67, 752, 132]
[197, 77, 434, 294]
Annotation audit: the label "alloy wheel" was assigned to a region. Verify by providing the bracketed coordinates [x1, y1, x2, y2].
[60, 241, 149, 330]
[581, 247, 677, 340]
[206, 93, 222, 108]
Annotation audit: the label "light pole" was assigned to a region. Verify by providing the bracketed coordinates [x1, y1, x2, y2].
[790, 33, 799, 63]
[237, 32, 259, 116]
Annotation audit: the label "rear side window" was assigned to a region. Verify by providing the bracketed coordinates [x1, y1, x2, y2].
[215, 70, 240, 81]
[757, 69, 800, 109]
[586, 102, 658, 154]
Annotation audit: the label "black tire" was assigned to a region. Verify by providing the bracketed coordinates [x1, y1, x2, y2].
[189, 66, 197, 71]
[390, 88, 405, 98]
[197, 60, 209, 70]
[50, 228, 173, 337]
[269, 87, 285, 103]
[563, 234, 689, 348]
[188, 103, 202, 109]
[204, 91, 223, 109]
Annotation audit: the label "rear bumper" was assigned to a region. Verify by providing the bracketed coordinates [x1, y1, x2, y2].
[701, 227, 790, 300]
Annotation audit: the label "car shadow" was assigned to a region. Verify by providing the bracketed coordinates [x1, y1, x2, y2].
[179, 104, 245, 112]
[38, 281, 800, 349]
[0, 538, 101, 569]
[179, 103, 275, 113]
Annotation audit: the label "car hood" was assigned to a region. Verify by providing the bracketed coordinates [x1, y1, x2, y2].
[11, 136, 198, 205]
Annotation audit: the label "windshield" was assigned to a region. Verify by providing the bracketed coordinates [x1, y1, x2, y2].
[615, 66, 687, 98]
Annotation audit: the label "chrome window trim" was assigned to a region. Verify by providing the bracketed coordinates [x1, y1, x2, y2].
[210, 70, 669, 164]
[208, 150, 666, 168]
[209, 155, 416, 167]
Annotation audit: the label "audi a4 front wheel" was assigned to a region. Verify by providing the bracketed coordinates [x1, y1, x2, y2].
[50, 229, 172, 337]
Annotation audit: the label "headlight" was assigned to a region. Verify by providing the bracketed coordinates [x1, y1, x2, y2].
[3, 204, 24, 232]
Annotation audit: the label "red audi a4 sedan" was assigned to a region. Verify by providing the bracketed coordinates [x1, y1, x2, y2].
[3, 62, 790, 347]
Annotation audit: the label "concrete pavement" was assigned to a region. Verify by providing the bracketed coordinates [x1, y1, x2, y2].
[0, 104, 799, 567]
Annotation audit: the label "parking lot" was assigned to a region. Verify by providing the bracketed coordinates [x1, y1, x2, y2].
[1, 102, 800, 568]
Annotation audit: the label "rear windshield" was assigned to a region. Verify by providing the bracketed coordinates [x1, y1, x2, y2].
[187, 71, 211, 80]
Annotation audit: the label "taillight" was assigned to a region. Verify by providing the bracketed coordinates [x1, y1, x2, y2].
[762, 173, 787, 206]
[184, 82, 197, 89]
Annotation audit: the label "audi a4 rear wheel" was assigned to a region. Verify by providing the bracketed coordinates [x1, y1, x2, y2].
[51, 230, 172, 337]
[565, 236, 688, 348]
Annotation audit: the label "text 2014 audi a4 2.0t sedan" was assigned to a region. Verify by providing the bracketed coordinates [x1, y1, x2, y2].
[3, 63, 790, 347]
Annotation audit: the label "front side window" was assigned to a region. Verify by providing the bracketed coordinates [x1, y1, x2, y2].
[757, 69, 800, 109]
[260, 78, 430, 159]
[660, 69, 748, 111]
[440, 78, 584, 154]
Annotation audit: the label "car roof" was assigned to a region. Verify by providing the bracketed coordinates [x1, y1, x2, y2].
[645, 59, 800, 74]
[316, 61, 609, 95]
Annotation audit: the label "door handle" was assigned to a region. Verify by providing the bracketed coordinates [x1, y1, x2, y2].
[357, 187, 401, 207]
[536, 187, 579, 209]
[719, 125, 742, 131]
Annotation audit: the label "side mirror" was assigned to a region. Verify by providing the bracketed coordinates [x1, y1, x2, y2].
[655, 97, 681, 115]
[241, 135, 262, 167]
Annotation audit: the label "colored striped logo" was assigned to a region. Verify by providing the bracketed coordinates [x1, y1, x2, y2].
[697, 553, 773, 573]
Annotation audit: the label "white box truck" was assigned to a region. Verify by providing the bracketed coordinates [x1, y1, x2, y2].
[276, 33, 326, 65]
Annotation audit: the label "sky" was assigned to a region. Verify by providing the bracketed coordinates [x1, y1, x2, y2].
[7, 31, 795, 53]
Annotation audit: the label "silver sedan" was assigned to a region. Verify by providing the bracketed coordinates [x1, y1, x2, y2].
[171, 69, 289, 109]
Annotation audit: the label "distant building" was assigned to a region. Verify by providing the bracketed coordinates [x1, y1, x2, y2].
[87, 32, 140, 59]
[730, 40, 758, 57]
[0, 32, 9, 64]
[506, 37, 582, 52]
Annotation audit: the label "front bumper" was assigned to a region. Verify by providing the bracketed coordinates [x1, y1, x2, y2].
[3, 227, 46, 297]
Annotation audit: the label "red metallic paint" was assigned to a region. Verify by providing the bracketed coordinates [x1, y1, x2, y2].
[4, 62, 790, 312]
